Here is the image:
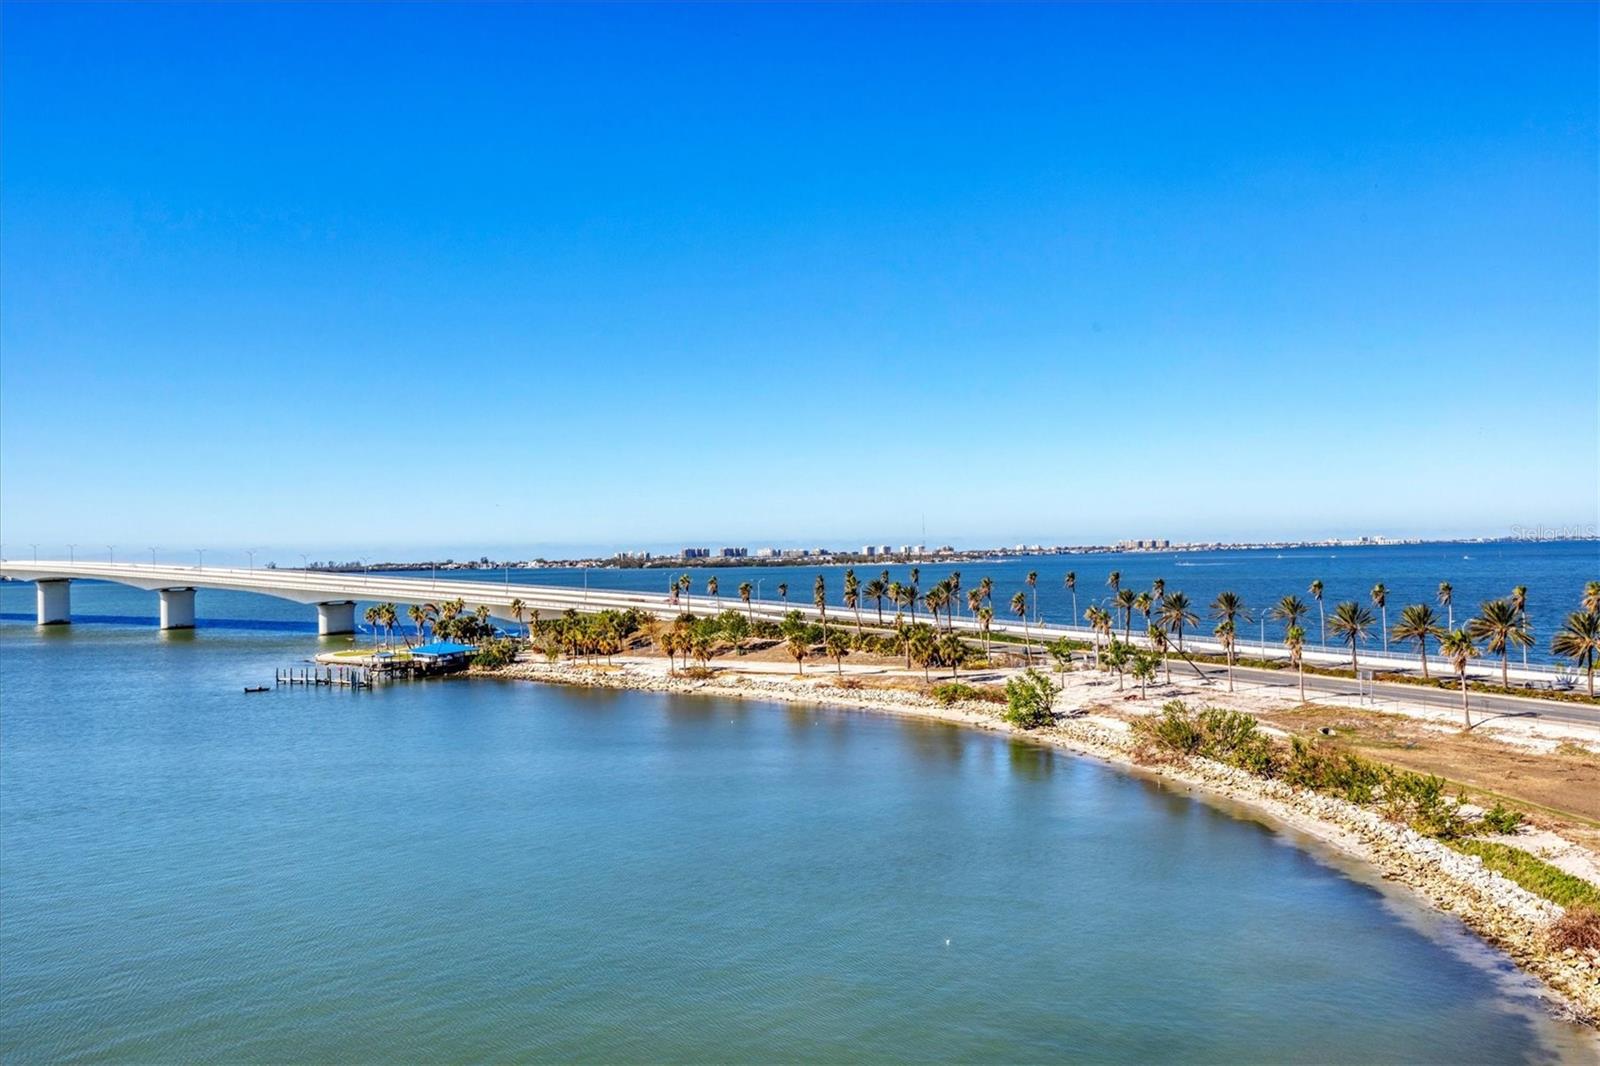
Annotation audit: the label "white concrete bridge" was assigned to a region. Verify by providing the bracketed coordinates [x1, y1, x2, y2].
[0, 560, 1573, 687]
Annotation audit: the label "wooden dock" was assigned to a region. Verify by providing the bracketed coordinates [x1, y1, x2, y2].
[276, 665, 375, 689]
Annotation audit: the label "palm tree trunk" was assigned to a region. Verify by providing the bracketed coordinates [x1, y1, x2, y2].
[1461, 673, 1471, 729]
[1502, 651, 1509, 689]
[1420, 642, 1429, 680]
[1022, 619, 1031, 666]
[1298, 662, 1305, 702]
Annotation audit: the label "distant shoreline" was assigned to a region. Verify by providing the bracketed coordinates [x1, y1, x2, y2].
[297, 534, 1599, 574]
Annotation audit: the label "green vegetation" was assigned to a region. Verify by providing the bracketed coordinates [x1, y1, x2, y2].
[1449, 840, 1600, 909]
[1002, 668, 1059, 729]
[930, 681, 1006, 706]
[470, 638, 521, 668]
[1132, 700, 1555, 845]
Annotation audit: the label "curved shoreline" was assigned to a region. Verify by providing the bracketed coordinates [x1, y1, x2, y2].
[483, 658, 1600, 1031]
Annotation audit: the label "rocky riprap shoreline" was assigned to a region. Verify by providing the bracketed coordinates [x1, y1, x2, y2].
[489, 658, 1600, 1027]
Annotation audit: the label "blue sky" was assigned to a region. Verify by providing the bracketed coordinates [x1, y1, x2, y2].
[2, 3, 1595, 561]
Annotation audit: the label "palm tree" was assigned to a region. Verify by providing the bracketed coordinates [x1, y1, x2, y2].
[908, 625, 937, 681]
[1214, 620, 1236, 692]
[1391, 603, 1444, 679]
[1087, 606, 1114, 667]
[1209, 591, 1250, 674]
[1063, 572, 1077, 627]
[362, 604, 382, 646]
[739, 581, 754, 623]
[1114, 587, 1138, 641]
[967, 588, 983, 623]
[824, 630, 850, 675]
[1468, 599, 1531, 689]
[379, 602, 398, 647]
[1370, 583, 1389, 654]
[1439, 628, 1480, 728]
[1147, 623, 1171, 684]
[509, 598, 527, 641]
[1285, 624, 1307, 702]
[407, 603, 431, 645]
[977, 605, 994, 657]
[1585, 581, 1600, 614]
[777, 581, 788, 606]
[1510, 585, 1530, 671]
[786, 632, 809, 675]
[1134, 591, 1153, 631]
[1107, 570, 1121, 598]
[1327, 601, 1375, 674]
[1551, 610, 1600, 696]
[865, 577, 888, 624]
[1151, 577, 1165, 601]
[905, 575, 920, 624]
[813, 574, 828, 633]
[844, 569, 862, 628]
[1267, 595, 1309, 645]
[1026, 570, 1039, 622]
[937, 632, 967, 678]
[1011, 591, 1031, 665]
[948, 571, 962, 619]
[978, 575, 994, 610]
[922, 587, 942, 630]
[678, 573, 692, 614]
[707, 576, 719, 605]
[1309, 579, 1326, 647]
[1157, 591, 1198, 651]
[1437, 581, 1454, 629]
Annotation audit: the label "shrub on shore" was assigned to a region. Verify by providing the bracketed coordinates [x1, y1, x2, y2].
[1002, 669, 1060, 729]
[471, 638, 521, 668]
[1134, 700, 1536, 844]
[930, 681, 1006, 706]
[1546, 906, 1600, 953]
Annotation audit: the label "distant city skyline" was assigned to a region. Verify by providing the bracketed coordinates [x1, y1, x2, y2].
[2, 4, 1595, 555]
[3, 525, 1592, 570]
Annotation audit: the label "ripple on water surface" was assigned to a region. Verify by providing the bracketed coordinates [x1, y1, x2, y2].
[0, 598, 1596, 1062]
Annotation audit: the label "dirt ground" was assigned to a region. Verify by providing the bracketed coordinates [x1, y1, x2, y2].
[1251, 702, 1600, 840]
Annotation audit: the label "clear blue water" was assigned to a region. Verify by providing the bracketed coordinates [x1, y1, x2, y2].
[2, 587, 1596, 1061]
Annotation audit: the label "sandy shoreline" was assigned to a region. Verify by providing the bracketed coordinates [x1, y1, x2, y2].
[482, 655, 1600, 1029]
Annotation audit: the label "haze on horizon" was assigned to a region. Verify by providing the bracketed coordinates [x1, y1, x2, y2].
[2, 4, 1596, 561]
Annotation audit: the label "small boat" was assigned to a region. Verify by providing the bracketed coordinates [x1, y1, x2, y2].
[243, 686, 270, 694]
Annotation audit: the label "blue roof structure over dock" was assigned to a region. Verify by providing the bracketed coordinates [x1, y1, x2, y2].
[411, 642, 476, 657]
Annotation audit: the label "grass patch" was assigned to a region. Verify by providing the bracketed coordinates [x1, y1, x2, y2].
[1449, 840, 1600, 909]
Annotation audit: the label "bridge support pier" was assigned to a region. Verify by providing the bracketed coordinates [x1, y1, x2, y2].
[316, 601, 356, 636]
[36, 579, 71, 625]
[159, 587, 196, 630]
